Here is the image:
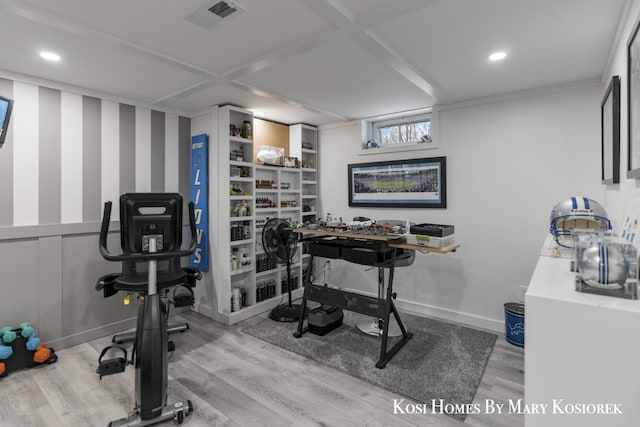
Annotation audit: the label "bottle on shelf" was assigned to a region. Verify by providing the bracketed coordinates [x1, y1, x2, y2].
[241, 120, 253, 140]
[231, 288, 241, 312]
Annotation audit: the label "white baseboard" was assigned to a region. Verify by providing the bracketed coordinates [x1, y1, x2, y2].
[342, 287, 505, 334]
[395, 299, 504, 334]
[48, 317, 137, 350]
[194, 288, 506, 333]
[192, 301, 227, 324]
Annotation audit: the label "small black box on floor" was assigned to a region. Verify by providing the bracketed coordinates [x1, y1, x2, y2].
[410, 223, 455, 237]
[308, 306, 343, 336]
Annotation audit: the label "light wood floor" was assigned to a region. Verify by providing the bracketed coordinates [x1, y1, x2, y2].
[0, 311, 523, 427]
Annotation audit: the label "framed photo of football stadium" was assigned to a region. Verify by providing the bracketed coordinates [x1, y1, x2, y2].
[348, 156, 446, 208]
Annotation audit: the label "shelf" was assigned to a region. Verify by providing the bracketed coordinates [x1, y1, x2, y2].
[230, 136, 254, 144]
[302, 195, 316, 199]
[301, 168, 317, 173]
[302, 211, 317, 216]
[255, 164, 283, 171]
[302, 180, 317, 185]
[281, 207, 300, 212]
[256, 269, 278, 278]
[301, 148, 317, 154]
[255, 189, 278, 193]
[230, 160, 254, 168]
[230, 195, 254, 200]
[230, 177, 254, 183]
[230, 216, 254, 221]
[255, 208, 278, 213]
[230, 239, 254, 246]
[279, 263, 301, 271]
[280, 189, 300, 193]
[231, 267, 254, 276]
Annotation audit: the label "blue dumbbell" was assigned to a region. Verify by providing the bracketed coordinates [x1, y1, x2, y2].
[0, 344, 13, 360]
[26, 335, 41, 351]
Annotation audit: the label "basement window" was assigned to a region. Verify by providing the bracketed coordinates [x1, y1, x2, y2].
[362, 110, 437, 153]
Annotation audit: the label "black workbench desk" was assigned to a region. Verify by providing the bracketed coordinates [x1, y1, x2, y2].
[291, 228, 459, 368]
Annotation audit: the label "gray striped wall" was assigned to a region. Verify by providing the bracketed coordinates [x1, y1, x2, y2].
[0, 78, 192, 226]
[0, 77, 193, 348]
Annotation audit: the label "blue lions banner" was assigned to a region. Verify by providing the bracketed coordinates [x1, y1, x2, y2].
[190, 134, 209, 272]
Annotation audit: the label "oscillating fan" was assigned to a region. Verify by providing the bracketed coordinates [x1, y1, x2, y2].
[262, 218, 305, 322]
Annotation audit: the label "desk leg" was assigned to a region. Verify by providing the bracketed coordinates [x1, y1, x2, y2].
[375, 261, 413, 369]
[391, 298, 410, 338]
[377, 279, 393, 367]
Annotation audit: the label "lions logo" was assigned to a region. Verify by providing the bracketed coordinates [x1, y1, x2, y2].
[509, 322, 524, 336]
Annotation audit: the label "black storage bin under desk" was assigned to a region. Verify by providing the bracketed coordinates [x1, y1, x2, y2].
[307, 238, 343, 259]
[342, 246, 396, 266]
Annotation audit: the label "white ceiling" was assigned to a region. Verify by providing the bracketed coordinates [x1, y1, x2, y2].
[0, 0, 628, 125]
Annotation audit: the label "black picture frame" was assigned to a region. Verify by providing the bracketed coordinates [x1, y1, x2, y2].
[348, 156, 446, 208]
[602, 75, 621, 184]
[628, 15, 640, 178]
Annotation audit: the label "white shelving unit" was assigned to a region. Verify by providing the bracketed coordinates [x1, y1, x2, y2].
[290, 123, 319, 287]
[290, 124, 318, 222]
[209, 112, 316, 324]
[216, 106, 257, 322]
[254, 164, 304, 311]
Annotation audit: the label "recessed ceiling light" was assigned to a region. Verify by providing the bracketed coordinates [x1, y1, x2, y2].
[40, 51, 61, 62]
[251, 110, 265, 116]
[489, 51, 507, 61]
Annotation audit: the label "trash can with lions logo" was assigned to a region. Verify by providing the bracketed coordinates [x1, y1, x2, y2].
[504, 302, 525, 347]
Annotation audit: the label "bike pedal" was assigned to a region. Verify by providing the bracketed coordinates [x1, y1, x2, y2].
[173, 294, 194, 308]
[96, 357, 127, 379]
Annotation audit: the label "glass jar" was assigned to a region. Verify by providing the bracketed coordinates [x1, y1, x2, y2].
[241, 120, 252, 140]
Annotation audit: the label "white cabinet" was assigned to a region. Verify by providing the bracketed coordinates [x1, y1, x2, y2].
[525, 240, 640, 426]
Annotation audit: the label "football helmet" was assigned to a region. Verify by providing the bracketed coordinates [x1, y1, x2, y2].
[578, 243, 628, 289]
[549, 197, 611, 248]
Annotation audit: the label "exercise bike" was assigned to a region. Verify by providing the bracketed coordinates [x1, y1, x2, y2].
[96, 193, 200, 426]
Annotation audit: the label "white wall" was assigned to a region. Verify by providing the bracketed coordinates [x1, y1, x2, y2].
[602, 0, 640, 228]
[318, 83, 604, 331]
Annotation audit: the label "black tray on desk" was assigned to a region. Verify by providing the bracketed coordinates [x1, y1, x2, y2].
[410, 223, 455, 237]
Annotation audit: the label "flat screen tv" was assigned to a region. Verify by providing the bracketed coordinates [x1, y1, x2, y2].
[0, 95, 14, 147]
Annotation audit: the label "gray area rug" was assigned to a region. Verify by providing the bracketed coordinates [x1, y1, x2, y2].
[243, 309, 497, 421]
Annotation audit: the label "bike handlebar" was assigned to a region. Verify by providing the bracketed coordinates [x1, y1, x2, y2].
[99, 200, 198, 262]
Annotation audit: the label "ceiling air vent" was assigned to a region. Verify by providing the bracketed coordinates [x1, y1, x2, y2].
[186, 1, 244, 30]
[209, 1, 236, 18]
